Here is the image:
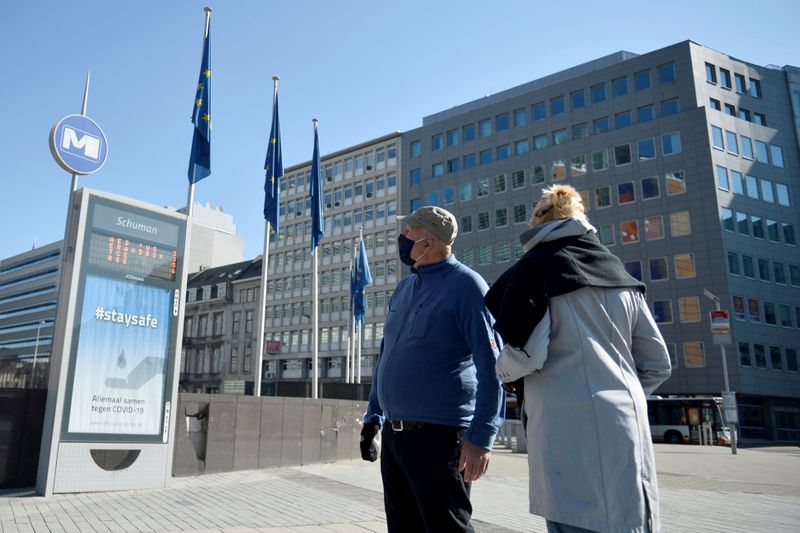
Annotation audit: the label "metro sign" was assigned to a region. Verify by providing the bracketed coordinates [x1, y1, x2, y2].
[50, 114, 108, 175]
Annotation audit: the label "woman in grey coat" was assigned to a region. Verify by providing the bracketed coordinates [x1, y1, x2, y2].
[485, 185, 672, 533]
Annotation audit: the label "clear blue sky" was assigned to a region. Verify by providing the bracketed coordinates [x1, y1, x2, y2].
[1, 0, 798, 261]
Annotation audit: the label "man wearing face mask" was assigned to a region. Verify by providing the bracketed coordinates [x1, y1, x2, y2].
[361, 205, 505, 533]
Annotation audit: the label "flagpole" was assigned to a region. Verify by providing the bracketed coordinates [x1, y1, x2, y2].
[356, 228, 364, 384]
[186, 6, 212, 218]
[345, 258, 353, 384]
[311, 118, 320, 400]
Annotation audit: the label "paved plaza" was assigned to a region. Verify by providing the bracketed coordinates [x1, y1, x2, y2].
[2, 444, 798, 533]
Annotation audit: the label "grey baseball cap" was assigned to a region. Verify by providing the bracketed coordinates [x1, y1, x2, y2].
[397, 206, 458, 245]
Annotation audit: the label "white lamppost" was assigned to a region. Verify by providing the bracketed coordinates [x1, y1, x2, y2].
[32, 320, 46, 388]
[703, 289, 737, 455]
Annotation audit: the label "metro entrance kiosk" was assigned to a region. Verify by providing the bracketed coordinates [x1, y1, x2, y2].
[37, 189, 187, 494]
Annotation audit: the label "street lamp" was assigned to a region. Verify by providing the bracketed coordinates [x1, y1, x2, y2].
[32, 320, 46, 388]
[703, 289, 737, 455]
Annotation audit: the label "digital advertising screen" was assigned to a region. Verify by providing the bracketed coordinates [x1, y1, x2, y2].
[61, 194, 185, 442]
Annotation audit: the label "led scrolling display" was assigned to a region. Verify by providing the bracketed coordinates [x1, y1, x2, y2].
[87, 232, 177, 281]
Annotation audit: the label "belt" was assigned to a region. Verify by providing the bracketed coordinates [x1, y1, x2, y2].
[389, 420, 426, 431]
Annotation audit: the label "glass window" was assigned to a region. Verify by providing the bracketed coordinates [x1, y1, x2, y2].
[788, 349, 799, 372]
[497, 144, 510, 160]
[410, 168, 421, 187]
[731, 170, 744, 195]
[755, 141, 769, 163]
[463, 153, 476, 168]
[515, 139, 529, 155]
[461, 248, 474, 267]
[571, 90, 585, 109]
[709, 98, 721, 111]
[531, 164, 545, 184]
[749, 298, 761, 322]
[448, 158, 461, 173]
[720, 68, 732, 89]
[593, 116, 610, 134]
[658, 62, 676, 83]
[679, 297, 701, 322]
[476, 178, 489, 197]
[625, 260, 643, 281]
[749, 78, 762, 98]
[591, 83, 606, 103]
[776, 183, 790, 206]
[738, 108, 751, 121]
[480, 149, 493, 164]
[553, 129, 568, 145]
[758, 258, 771, 281]
[761, 179, 774, 203]
[620, 219, 639, 243]
[705, 62, 717, 83]
[725, 131, 739, 155]
[635, 70, 651, 90]
[652, 300, 673, 323]
[532, 102, 546, 121]
[721, 207, 734, 232]
[638, 105, 655, 122]
[779, 305, 793, 328]
[595, 186, 612, 209]
[551, 96, 565, 115]
[662, 131, 682, 155]
[552, 160, 566, 181]
[572, 122, 589, 139]
[670, 211, 691, 236]
[493, 174, 507, 193]
[746, 174, 759, 199]
[410, 197, 422, 212]
[770, 145, 785, 167]
[463, 123, 475, 141]
[754, 112, 766, 126]
[764, 303, 777, 326]
[740, 136, 754, 159]
[431, 133, 443, 151]
[613, 77, 628, 96]
[533, 134, 548, 150]
[684, 342, 705, 367]
[513, 204, 527, 223]
[447, 128, 459, 146]
[735, 73, 746, 93]
[774, 261, 786, 284]
[410, 140, 421, 158]
[725, 103, 736, 116]
[784, 223, 796, 246]
[479, 119, 492, 137]
[496, 113, 509, 132]
[649, 257, 669, 281]
[615, 111, 632, 129]
[638, 138, 656, 161]
[739, 342, 752, 366]
[495, 208, 508, 227]
[716, 165, 729, 190]
[618, 182, 635, 204]
[511, 169, 525, 189]
[478, 211, 490, 230]
[645, 215, 664, 240]
[478, 245, 492, 265]
[591, 149, 608, 172]
[770, 346, 783, 369]
[513, 108, 527, 127]
[443, 186, 455, 204]
[711, 126, 724, 150]
[675, 253, 695, 278]
[661, 98, 680, 116]
[598, 224, 615, 245]
[642, 176, 660, 199]
[614, 144, 631, 166]
[432, 163, 444, 176]
[742, 255, 755, 278]
[728, 251, 740, 275]
[496, 242, 511, 263]
[570, 154, 587, 177]
[459, 182, 472, 201]
[736, 212, 749, 235]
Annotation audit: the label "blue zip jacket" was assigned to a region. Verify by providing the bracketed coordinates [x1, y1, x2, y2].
[364, 255, 505, 450]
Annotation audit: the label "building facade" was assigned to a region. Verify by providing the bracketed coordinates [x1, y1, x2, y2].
[400, 40, 799, 441]
[180, 133, 402, 394]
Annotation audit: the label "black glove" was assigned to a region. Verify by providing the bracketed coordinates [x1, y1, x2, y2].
[360, 422, 380, 462]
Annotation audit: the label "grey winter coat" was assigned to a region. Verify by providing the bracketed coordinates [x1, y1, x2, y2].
[495, 219, 671, 533]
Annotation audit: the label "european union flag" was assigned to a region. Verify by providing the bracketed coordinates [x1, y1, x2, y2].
[309, 122, 324, 252]
[263, 90, 282, 233]
[353, 238, 372, 325]
[188, 22, 212, 184]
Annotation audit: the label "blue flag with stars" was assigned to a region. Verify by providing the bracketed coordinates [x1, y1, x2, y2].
[188, 23, 211, 183]
[352, 237, 372, 325]
[309, 124, 325, 252]
[263, 91, 283, 233]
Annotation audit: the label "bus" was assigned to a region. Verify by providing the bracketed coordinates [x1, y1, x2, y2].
[646, 396, 731, 445]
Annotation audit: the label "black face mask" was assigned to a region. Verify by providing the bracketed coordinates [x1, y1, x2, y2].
[397, 234, 426, 267]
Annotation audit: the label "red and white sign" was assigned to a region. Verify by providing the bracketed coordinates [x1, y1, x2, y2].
[710, 310, 730, 334]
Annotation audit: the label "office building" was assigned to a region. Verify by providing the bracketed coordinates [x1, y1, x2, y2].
[400, 40, 799, 441]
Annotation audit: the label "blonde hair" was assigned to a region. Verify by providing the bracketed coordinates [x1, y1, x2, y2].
[531, 184, 587, 226]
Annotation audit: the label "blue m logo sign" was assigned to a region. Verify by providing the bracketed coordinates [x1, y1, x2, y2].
[61, 126, 101, 161]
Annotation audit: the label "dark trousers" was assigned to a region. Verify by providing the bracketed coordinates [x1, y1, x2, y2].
[380, 423, 474, 533]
